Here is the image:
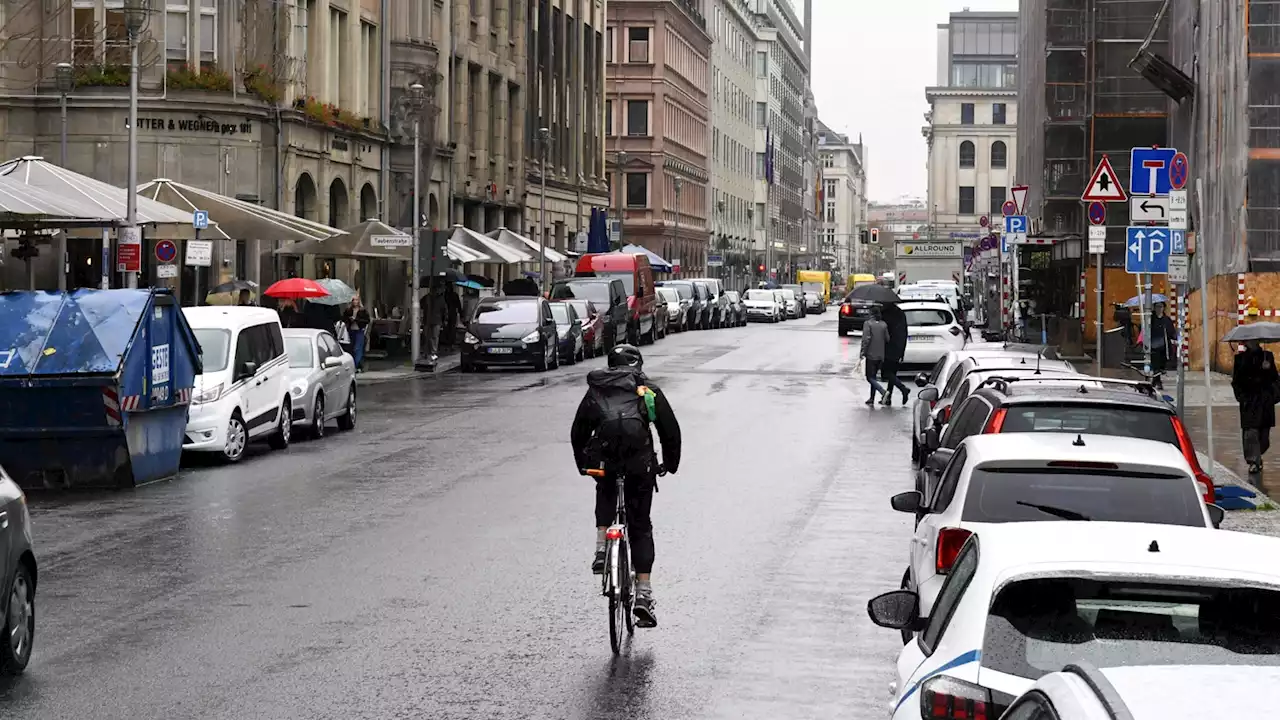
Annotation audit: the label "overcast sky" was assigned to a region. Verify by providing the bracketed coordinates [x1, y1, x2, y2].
[809, 0, 1018, 202]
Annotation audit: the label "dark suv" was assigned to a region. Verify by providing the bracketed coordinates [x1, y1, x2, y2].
[919, 375, 1217, 506]
[550, 278, 628, 353]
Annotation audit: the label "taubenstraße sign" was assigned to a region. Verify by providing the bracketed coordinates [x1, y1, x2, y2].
[895, 241, 963, 259]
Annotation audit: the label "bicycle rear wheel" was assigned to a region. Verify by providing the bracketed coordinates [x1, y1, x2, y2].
[621, 538, 635, 635]
[607, 541, 625, 654]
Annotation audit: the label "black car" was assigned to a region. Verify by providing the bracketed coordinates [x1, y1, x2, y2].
[657, 281, 704, 330]
[550, 278, 628, 353]
[837, 293, 877, 336]
[461, 297, 560, 372]
[0, 468, 35, 675]
[549, 301, 585, 364]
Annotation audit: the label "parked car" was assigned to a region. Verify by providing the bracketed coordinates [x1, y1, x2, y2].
[867, 522, 1280, 719]
[724, 290, 748, 325]
[744, 288, 783, 322]
[772, 290, 790, 321]
[803, 291, 824, 313]
[282, 328, 357, 440]
[782, 284, 807, 317]
[563, 299, 605, 357]
[692, 281, 715, 328]
[656, 287, 686, 332]
[685, 277, 732, 327]
[657, 281, 701, 330]
[461, 296, 560, 372]
[898, 300, 967, 372]
[183, 306, 294, 463]
[549, 301, 585, 364]
[0, 466, 35, 675]
[574, 252, 658, 344]
[549, 277, 628, 353]
[779, 288, 802, 318]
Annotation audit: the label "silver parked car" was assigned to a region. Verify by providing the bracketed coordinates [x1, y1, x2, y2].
[0, 466, 35, 675]
[283, 328, 357, 439]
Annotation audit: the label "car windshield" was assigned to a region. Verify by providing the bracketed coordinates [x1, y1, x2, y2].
[551, 282, 608, 303]
[566, 300, 592, 318]
[904, 308, 953, 326]
[725, 291, 740, 302]
[900, 287, 945, 301]
[284, 336, 315, 369]
[549, 304, 572, 324]
[961, 468, 1205, 526]
[802, 282, 824, 294]
[984, 578, 1280, 681]
[746, 290, 776, 301]
[589, 271, 635, 295]
[1001, 405, 1180, 445]
[475, 300, 539, 323]
[658, 288, 680, 303]
[193, 328, 231, 373]
[780, 290, 796, 300]
[663, 283, 695, 300]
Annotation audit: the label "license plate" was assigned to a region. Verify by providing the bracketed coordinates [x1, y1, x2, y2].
[487, 347, 513, 354]
[908, 335, 933, 343]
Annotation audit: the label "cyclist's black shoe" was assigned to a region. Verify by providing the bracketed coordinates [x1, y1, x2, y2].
[633, 595, 658, 628]
[591, 548, 606, 574]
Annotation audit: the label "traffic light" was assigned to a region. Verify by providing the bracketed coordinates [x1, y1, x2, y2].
[859, 230, 869, 244]
[870, 228, 880, 244]
[757, 264, 765, 273]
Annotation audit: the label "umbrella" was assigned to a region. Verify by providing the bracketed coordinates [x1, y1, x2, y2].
[846, 283, 901, 304]
[264, 277, 329, 299]
[456, 280, 486, 290]
[1124, 293, 1168, 307]
[503, 277, 540, 296]
[308, 278, 357, 305]
[208, 279, 259, 295]
[620, 244, 672, 272]
[423, 268, 467, 285]
[466, 273, 495, 287]
[1222, 322, 1280, 344]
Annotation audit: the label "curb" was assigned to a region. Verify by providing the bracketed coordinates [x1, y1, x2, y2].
[1200, 451, 1274, 510]
[355, 357, 462, 386]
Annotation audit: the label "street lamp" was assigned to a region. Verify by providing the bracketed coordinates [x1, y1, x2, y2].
[406, 81, 427, 366]
[123, 0, 148, 289]
[672, 177, 683, 277]
[55, 63, 72, 167]
[538, 127, 550, 296]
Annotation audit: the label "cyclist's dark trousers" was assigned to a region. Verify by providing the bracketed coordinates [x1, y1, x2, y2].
[595, 474, 655, 574]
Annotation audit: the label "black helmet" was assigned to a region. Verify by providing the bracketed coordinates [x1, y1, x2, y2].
[608, 343, 644, 369]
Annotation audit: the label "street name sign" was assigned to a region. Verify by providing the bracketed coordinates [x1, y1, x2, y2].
[371, 234, 412, 247]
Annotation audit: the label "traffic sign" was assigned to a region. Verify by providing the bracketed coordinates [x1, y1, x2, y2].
[1168, 254, 1189, 283]
[1171, 228, 1186, 254]
[707, 254, 724, 267]
[1129, 147, 1178, 196]
[192, 209, 209, 230]
[1012, 185, 1029, 214]
[1130, 196, 1170, 224]
[1087, 201, 1106, 225]
[1169, 189, 1188, 210]
[1082, 155, 1127, 202]
[156, 263, 178, 279]
[154, 239, 177, 263]
[1000, 234, 1011, 254]
[371, 234, 412, 247]
[1125, 226, 1172, 274]
[1001, 200, 1018, 217]
[980, 215, 989, 228]
[1169, 208, 1188, 230]
[1088, 226, 1107, 254]
[186, 239, 213, 267]
[1169, 152, 1189, 190]
[1004, 215, 1028, 235]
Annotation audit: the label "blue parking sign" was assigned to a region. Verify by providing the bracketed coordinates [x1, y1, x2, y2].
[193, 210, 209, 230]
[1129, 147, 1177, 196]
[1171, 229, 1186, 255]
[1125, 226, 1172, 274]
[1004, 215, 1028, 234]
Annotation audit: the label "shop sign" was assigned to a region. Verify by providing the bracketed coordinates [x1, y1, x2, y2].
[895, 241, 963, 259]
[137, 117, 253, 136]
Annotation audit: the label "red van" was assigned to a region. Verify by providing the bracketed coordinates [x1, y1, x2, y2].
[574, 252, 658, 345]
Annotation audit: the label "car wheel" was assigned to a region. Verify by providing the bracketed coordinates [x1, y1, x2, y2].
[337, 385, 357, 430]
[565, 345, 577, 365]
[838, 326, 847, 336]
[0, 561, 35, 676]
[577, 344, 586, 362]
[535, 344, 549, 371]
[267, 398, 292, 450]
[311, 393, 326, 440]
[223, 411, 248, 463]
[551, 343, 560, 369]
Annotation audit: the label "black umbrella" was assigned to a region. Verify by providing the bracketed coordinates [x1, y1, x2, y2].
[466, 273, 496, 288]
[208, 279, 258, 295]
[422, 268, 467, 285]
[846, 283, 901, 304]
[881, 303, 908, 349]
[503, 277, 540, 297]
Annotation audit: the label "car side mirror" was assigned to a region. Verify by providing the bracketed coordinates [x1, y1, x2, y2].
[573, 319, 582, 329]
[890, 491, 923, 515]
[323, 355, 344, 369]
[918, 387, 940, 402]
[914, 373, 930, 388]
[237, 360, 257, 381]
[925, 427, 941, 451]
[866, 590, 923, 631]
[1207, 503, 1225, 529]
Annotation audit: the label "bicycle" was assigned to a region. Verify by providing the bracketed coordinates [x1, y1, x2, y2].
[585, 463, 666, 654]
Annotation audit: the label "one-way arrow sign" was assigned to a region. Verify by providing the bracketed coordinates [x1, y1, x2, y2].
[1130, 196, 1170, 223]
[1082, 155, 1128, 203]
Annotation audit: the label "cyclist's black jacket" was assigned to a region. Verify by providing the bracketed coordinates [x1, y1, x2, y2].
[570, 367, 682, 475]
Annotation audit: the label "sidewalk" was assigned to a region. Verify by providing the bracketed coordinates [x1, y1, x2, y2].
[355, 353, 461, 386]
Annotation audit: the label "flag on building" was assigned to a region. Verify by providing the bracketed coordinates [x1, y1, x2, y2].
[765, 128, 775, 185]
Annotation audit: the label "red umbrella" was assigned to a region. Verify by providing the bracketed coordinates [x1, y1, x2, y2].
[264, 278, 330, 299]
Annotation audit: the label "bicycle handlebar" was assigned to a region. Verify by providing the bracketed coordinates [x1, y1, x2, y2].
[582, 465, 668, 478]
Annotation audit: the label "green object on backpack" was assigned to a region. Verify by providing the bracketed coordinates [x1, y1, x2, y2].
[638, 386, 657, 422]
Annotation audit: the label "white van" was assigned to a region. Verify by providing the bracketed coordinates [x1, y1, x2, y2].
[183, 306, 294, 462]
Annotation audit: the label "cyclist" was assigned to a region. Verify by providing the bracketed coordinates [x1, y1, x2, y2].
[570, 343, 681, 628]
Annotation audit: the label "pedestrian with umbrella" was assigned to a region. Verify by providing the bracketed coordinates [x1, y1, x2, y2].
[879, 302, 911, 406]
[1148, 301, 1177, 389]
[1225, 323, 1280, 474]
[264, 278, 329, 330]
[859, 305, 891, 406]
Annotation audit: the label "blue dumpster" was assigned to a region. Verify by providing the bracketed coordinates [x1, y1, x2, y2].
[0, 289, 201, 489]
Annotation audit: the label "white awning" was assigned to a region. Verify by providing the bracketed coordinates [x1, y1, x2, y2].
[445, 240, 490, 264]
[139, 178, 340, 244]
[485, 227, 567, 263]
[449, 225, 534, 264]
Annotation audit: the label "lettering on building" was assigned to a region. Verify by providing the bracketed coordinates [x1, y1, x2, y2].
[138, 117, 253, 135]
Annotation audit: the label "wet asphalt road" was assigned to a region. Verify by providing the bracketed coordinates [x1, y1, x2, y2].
[3, 312, 915, 720]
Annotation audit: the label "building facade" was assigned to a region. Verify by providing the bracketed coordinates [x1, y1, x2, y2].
[606, 0, 711, 277]
[816, 120, 867, 279]
[923, 11, 1018, 247]
[524, 0, 609, 260]
[709, 0, 761, 285]
[757, 0, 806, 280]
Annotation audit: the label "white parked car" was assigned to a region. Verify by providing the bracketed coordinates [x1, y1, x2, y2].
[282, 328, 357, 440]
[866, 521, 1280, 720]
[803, 291, 824, 313]
[183, 306, 293, 462]
[657, 286, 686, 331]
[999, 662, 1280, 719]
[744, 289, 783, 322]
[899, 301, 967, 372]
[778, 288, 801, 318]
[892, 432, 1223, 622]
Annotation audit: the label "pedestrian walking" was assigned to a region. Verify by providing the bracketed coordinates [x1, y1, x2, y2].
[860, 305, 889, 406]
[420, 281, 448, 369]
[879, 303, 911, 407]
[1148, 302, 1177, 389]
[342, 294, 372, 372]
[277, 298, 301, 328]
[1232, 339, 1279, 474]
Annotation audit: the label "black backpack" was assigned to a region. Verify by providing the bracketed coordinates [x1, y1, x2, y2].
[586, 369, 654, 462]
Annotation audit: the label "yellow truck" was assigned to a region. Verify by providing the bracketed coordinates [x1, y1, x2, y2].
[797, 270, 831, 305]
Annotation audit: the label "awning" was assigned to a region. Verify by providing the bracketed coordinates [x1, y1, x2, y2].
[0, 174, 116, 228]
[0, 157, 201, 238]
[138, 178, 339, 244]
[449, 225, 534, 264]
[274, 218, 404, 259]
[621, 244, 672, 272]
[446, 241, 490, 264]
[486, 227, 567, 263]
